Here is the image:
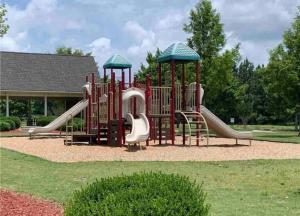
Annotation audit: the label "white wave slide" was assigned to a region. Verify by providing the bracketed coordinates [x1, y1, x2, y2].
[122, 88, 150, 143]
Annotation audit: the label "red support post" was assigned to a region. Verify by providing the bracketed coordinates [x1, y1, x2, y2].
[107, 88, 111, 146]
[91, 73, 95, 129]
[170, 60, 175, 145]
[121, 69, 125, 89]
[158, 63, 162, 145]
[88, 90, 92, 134]
[182, 63, 186, 146]
[195, 61, 200, 146]
[85, 76, 88, 134]
[92, 73, 95, 103]
[104, 68, 107, 83]
[118, 81, 123, 147]
[133, 76, 137, 117]
[145, 74, 151, 146]
[111, 70, 116, 119]
[129, 68, 132, 87]
[97, 87, 100, 144]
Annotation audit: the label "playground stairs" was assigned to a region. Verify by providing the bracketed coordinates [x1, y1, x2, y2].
[178, 111, 209, 146]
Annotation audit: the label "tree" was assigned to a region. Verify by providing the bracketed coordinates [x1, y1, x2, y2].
[136, 49, 161, 85]
[0, 4, 9, 37]
[263, 8, 300, 123]
[182, 0, 242, 121]
[183, 0, 225, 61]
[56, 46, 92, 56]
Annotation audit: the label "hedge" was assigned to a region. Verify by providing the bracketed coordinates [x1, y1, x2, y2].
[35, 116, 83, 131]
[35, 116, 57, 127]
[0, 116, 21, 131]
[0, 122, 11, 131]
[64, 172, 210, 216]
[4, 119, 16, 130]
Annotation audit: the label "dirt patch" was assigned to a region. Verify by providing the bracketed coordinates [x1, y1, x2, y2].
[0, 190, 63, 216]
[0, 136, 299, 162]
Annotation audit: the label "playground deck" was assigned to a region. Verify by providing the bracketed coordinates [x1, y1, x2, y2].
[0, 137, 299, 162]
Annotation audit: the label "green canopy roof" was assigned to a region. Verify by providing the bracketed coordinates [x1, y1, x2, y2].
[103, 54, 132, 69]
[158, 42, 200, 62]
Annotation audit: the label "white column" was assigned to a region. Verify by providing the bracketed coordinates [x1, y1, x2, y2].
[6, 95, 9, 117]
[44, 95, 47, 116]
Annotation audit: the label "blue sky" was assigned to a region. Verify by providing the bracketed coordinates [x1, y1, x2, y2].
[1, 0, 299, 75]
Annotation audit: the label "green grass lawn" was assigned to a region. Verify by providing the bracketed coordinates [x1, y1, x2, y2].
[229, 125, 300, 144]
[0, 148, 299, 216]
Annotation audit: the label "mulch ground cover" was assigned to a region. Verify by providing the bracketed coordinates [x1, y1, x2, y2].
[0, 190, 63, 216]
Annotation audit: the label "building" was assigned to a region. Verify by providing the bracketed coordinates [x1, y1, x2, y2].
[0, 51, 98, 119]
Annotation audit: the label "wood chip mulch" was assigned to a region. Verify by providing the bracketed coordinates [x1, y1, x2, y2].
[0, 190, 63, 216]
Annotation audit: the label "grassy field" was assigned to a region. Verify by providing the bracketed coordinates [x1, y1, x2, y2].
[230, 125, 300, 144]
[0, 148, 299, 216]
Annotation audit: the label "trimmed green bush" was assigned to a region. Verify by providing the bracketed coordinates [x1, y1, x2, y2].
[64, 172, 210, 216]
[35, 116, 57, 127]
[0, 116, 21, 129]
[59, 118, 83, 132]
[8, 116, 21, 128]
[0, 122, 11, 131]
[4, 119, 16, 130]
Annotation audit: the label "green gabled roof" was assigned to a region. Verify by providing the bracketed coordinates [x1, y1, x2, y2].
[103, 54, 132, 69]
[158, 42, 200, 62]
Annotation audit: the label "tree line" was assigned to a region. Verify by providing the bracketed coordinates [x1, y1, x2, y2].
[1, 2, 299, 125]
[136, 1, 300, 125]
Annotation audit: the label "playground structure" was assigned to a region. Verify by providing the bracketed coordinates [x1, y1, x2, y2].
[29, 43, 252, 146]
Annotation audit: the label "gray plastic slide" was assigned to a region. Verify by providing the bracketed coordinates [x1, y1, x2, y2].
[201, 105, 253, 139]
[28, 99, 88, 134]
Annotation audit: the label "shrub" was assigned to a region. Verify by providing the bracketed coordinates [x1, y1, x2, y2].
[8, 116, 21, 128]
[4, 119, 16, 130]
[0, 116, 21, 129]
[64, 172, 210, 216]
[35, 116, 57, 126]
[0, 122, 11, 131]
[59, 118, 83, 132]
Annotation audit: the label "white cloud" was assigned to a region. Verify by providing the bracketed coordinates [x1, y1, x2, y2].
[88, 37, 111, 51]
[0, 36, 20, 51]
[124, 21, 150, 42]
[124, 21, 157, 57]
[64, 20, 82, 30]
[87, 37, 114, 70]
[157, 13, 184, 30]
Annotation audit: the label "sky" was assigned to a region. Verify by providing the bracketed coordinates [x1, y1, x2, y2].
[1, 0, 299, 76]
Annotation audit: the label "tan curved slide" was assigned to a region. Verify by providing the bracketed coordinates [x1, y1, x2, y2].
[28, 99, 88, 134]
[201, 105, 253, 139]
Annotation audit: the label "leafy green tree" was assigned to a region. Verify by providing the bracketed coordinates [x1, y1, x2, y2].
[136, 49, 161, 85]
[0, 4, 9, 37]
[263, 8, 300, 123]
[182, 0, 244, 121]
[56, 46, 92, 56]
[204, 45, 241, 121]
[183, 0, 225, 61]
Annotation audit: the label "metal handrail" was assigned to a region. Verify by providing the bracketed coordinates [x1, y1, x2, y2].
[177, 111, 209, 146]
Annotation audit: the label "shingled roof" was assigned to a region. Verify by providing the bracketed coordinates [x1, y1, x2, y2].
[158, 42, 200, 62]
[0, 51, 98, 93]
[103, 54, 132, 69]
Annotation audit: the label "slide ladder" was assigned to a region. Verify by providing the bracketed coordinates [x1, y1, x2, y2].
[178, 111, 209, 146]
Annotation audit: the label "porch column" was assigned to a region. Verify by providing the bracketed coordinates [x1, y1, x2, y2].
[44, 95, 47, 116]
[6, 95, 9, 117]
